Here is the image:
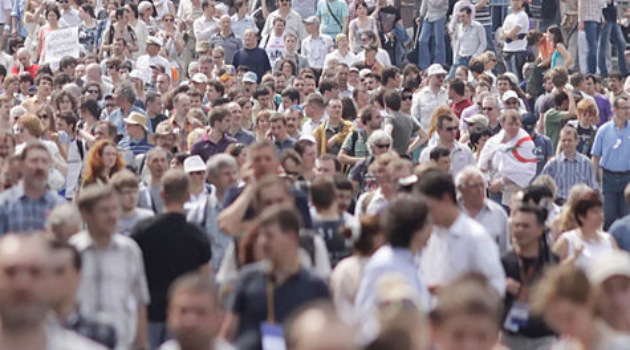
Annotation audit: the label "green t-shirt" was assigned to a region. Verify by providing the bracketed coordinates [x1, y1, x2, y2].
[316, 0, 349, 38]
[544, 108, 563, 151]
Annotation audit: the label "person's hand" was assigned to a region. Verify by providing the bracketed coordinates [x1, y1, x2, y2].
[506, 278, 521, 297]
[488, 179, 502, 193]
[578, 21, 584, 31]
[428, 284, 442, 295]
[241, 163, 257, 185]
[12, 27, 17, 39]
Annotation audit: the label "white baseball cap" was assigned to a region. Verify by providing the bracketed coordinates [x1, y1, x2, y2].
[502, 90, 519, 102]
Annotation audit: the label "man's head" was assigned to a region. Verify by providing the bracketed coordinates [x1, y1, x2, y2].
[161, 169, 190, 206]
[608, 73, 625, 93]
[333, 175, 354, 216]
[458, 6, 472, 25]
[272, 17, 286, 35]
[209, 106, 231, 134]
[269, 113, 288, 140]
[336, 64, 350, 87]
[250, 141, 280, 179]
[510, 204, 546, 252]
[111, 169, 141, 212]
[206, 154, 238, 192]
[559, 126, 578, 156]
[447, 78, 466, 100]
[114, 83, 136, 107]
[367, 130, 392, 156]
[482, 95, 500, 120]
[124, 112, 148, 140]
[381, 66, 401, 88]
[146, 147, 169, 180]
[45, 203, 82, 242]
[283, 107, 302, 138]
[316, 154, 340, 178]
[77, 185, 119, 240]
[326, 98, 343, 121]
[285, 302, 358, 350]
[359, 105, 383, 132]
[455, 166, 487, 208]
[436, 114, 458, 144]
[16, 48, 31, 68]
[243, 29, 258, 48]
[47, 241, 82, 311]
[383, 195, 431, 252]
[35, 74, 53, 96]
[20, 142, 51, 192]
[0, 235, 50, 330]
[319, 80, 340, 101]
[167, 273, 222, 349]
[304, 93, 325, 119]
[258, 205, 302, 263]
[383, 89, 401, 112]
[414, 170, 458, 226]
[310, 177, 337, 211]
[613, 96, 630, 122]
[429, 146, 451, 172]
[174, 93, 191, 118]
[219, 14, 231, 33]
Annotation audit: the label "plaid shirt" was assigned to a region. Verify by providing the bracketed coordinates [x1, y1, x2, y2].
[0, 183, 66, 235]
[580, 0, 605, 22]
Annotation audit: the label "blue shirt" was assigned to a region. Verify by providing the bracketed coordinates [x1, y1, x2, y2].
[228, 128, 255, 145]
[11, 0, 28, 38]
[190, 135, 237, 162]
[316, 0, 348, 38]
[274, 136, 296, 154]
[532, 132, 554, 175]
[0, 183, 66, 235]
[118, 136, 153, 156]
[541, 152, 599, 200]
[610, 215, 630, 253]
[591, 119, 630, 172]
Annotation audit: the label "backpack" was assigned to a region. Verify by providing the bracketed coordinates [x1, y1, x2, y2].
[299, 231, 317, 267]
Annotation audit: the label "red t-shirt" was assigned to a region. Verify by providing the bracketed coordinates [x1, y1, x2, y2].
[11, 64, 40, 79]
[451, 99, 473, 119]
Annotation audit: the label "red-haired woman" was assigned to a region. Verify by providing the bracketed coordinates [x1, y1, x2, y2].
[81, 139, 126, 188]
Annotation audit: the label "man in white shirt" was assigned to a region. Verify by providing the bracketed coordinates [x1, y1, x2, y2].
[455, 166, 511, 255]
[499, 0, 529, 80]
[450, 6, 486, 78]
[260, 16, 287, 65]
[301, 93, 328, 136]
[59, 0, 81, 27]
[415, 170, 506, 295]
[419, 113, 475, 177]
[136, 36, 171, 82]
[411, 63, 448, 131]
[193, 0, 219, 42]
[262, 0, 308, 43]
[356, 31, 391, 66]
[301, 16, 334, 71]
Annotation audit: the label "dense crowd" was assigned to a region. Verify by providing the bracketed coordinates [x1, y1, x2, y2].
[1, 0, 630, 349]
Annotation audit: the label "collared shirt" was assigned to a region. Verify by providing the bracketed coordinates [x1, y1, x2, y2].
[108, 106, 148, 137]
[118, 136, 153, 156]
[46, 319, 110, 350]
[591, 119, 630, 172]
[302, 34, 335, 69]
[301, 114, 328, 137]
[455, 20, 487, 58]
[70, 231, 150, 350]
[324, 49, 359, 68]
[411, 87, 448, 131]
[230, 14, 258, 40]
[462, 201, 511, 255]
[541, 151, 599, 200]
[419, 141, 476, 177]
[193, 15, 219, 41]
[190, 134, 237, 162]
[209, 32, 244, 64]
[0, 183, 66, 235]
[274, 136, 297, 153]
[354, 245, 431, 341]
[228, 128, 255, 145]
[579, 0, 605, 22]
[168, 116, 204, 153]
[420, 213, 506, 295]
[610, 215, 630, 253]
[187, 187, 233, 274]
[185, 186, 209, 212]
[262, 9, 308, 43]
[313, 119, 353, 155]
[341, 129, 369, 159]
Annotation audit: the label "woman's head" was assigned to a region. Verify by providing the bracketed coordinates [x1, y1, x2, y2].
[84, 139, 125, 181]
[254, 110, 272, 134]
[355, 0, 368, 15]
[53, 90, 78, 114]
[281, 59, 297, 78]
[571, 190, 604, 229]
[35, 105, 56, 133]
[80, 97, 102, 122]
[367, 130, 393, 156]
[17, 114, 43, 141]
[0, 132, 16, 159]
[79, 4, 96, 19]
[532, 265, 593, 338]
[349, 215, 385, 256]
[45, 6, 61, 22]
[547, 25, 564, 46]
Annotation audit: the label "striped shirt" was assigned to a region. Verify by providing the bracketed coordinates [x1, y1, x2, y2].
[70, 231, 150, 350]
[118, 136, 153, 156]
[540, 152, 598, 200]
[0, 183, 66, 235]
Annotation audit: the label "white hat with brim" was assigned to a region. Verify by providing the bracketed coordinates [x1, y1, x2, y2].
[588, 251, 630, 286]
[184, 155, 207, 173]
[502, 90, 519, 102]
[427, 63, 448, 76]
[124, 112, 148, 131]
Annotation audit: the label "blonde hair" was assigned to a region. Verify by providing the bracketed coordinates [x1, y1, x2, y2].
[557, 184, 592, 233]
[187, 128, 206, 151]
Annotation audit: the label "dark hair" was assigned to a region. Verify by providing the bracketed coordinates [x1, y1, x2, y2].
[80, 98, 102, 120]
[310, 177, 336, 209]
[553, 91, 569, 107]
[258, 205, 303, 237]
[414, 169, 457, 203]
[513, 204, 547, 227]
[80, 4, 96, 18]
[48, 240, 82, 271]
[523, 185, 554, 205]
[59, 56, 78, 70]
[253, 86, 271, 99]
[469, 59, 485, 74]
[429, 146, 450, 162]
[571, 190, 603, 226]
[58, 112, 79, 132]
[207, 80, 225, 95]
[281, 88, 300, 104]
[319, 79, 339, 94]
[547, 25, 564, 46]
[448, 78, 466, 96]
[383, 195, 429, 248]
[383, 89, 401, 111]
[351, 215, 382, 256]
[319, 154, 342, 172]
[341, 97, 357, 121]
[459, 6, 472, 15]
[294, 139, 315, 156]
[46, 6, 61, 20]
[209, 106, 230, 127]
[381, 66, 400, 85]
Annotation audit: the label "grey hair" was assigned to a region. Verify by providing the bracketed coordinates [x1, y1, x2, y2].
[10, 106, 27, 120]
[454, 165, 486, 190]
[482, 94, 499, 107]
[367, 130, 392, 154]
[45, 203, 82, 230]
[116, 81, 136, 104]
[63, 83, 82, 99]
[206, 153, 238, 179]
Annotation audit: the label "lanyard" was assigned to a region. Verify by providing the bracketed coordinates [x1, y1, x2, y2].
[266, 278, 276, 324]
[516, 254, 537, 302]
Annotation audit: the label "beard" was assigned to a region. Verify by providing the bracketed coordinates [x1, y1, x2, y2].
[0, 300, 47, 330]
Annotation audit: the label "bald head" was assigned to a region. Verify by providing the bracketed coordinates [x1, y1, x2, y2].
[17, 48, 31, 68]
[86, 63, 102, 82]
[286, 303, 358, 350]
[0, 235, 50, 330]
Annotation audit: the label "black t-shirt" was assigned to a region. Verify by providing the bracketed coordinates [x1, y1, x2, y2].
[131, 213, 212, 322]
[229, 263, 331, 350]
[149, 113, 167, 132]
[312, 218, 351, 267]
[501, 250, 557, 338]
[375, 6, 401, 36]
[576, 124, 595, 156]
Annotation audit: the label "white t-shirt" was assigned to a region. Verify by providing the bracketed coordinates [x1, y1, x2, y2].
[502, 10, 529, 52]
[260, 33, 286, 66]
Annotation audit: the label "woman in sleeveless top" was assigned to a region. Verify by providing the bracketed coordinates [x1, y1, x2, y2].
[547, 25, 573, 69]
[349, 1, 380, 54]
[553, 191, 618, 269]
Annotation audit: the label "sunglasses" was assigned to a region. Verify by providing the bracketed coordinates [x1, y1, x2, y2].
[374, 143, 390, 149]
[402, 95, 412, 101]
[87, 89, 99, 94]
[482, 107, 494, 111]
[443, 126, 459, 132]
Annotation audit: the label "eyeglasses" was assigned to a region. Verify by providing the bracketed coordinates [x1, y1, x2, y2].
[443, 126, 459, 132]
[374, 143, 390, 149]
[284, 170, 299, 176]
[482, 107, 494, 111]
[189, 171, 206, 176]
[402, 95, 413, 101]
[107, 65, 117, 70]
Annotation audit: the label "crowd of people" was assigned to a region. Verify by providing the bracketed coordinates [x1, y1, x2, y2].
[1, 0, 630, 349]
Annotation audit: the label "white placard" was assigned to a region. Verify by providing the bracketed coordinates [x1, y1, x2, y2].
[44, 27, 81, 65]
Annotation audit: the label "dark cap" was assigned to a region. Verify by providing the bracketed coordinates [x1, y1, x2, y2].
[521, 113, 537, 133]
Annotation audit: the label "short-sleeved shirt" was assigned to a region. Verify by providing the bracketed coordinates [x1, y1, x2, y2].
[385, 111, 420, 156]
[502, 10, 529, 52]
[312, 218, 351, 267]
[131, 213, 211, 322]
[229, 263, 330, 350]
[544, 108, 564, 151]
[532, 132, 554, 175]
[341, 129, 369, 158]
[316, 0, 348, 38]
[610, 215, 630, 253]
[591, 120, 630, 172]
[190, 134, 237, 162]
[0, 183, 66, 235]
